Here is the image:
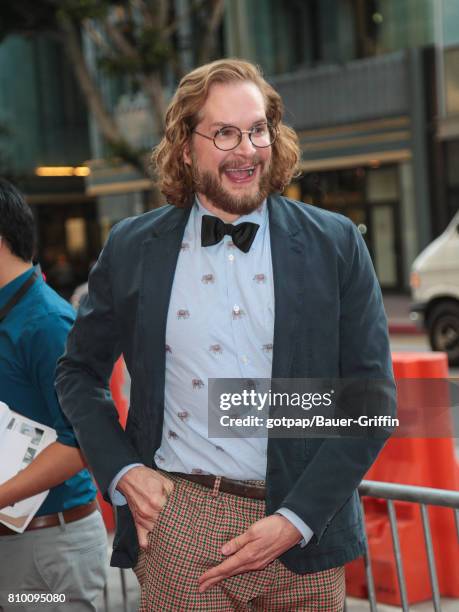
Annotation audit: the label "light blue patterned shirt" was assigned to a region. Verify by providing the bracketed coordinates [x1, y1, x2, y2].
[110, 198, 312, 545]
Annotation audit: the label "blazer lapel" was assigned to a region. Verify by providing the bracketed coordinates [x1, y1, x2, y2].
[138, 207, 191, 406]
[268, 195, 307, 378]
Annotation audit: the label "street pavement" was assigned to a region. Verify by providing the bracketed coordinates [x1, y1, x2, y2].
[384, 293, 422, 335]
[346, 597, 459, 611]
[99, 565, 459, 611]
[97, 546, 139, 611]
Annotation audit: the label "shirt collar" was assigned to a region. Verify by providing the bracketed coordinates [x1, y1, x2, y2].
[193, 195, 268, 230]
[0, 265, 37, 310]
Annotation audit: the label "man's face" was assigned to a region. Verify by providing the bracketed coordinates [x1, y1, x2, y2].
[185, 81, 273, 216]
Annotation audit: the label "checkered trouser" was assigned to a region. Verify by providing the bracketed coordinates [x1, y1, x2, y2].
[134, 473, 345, 611]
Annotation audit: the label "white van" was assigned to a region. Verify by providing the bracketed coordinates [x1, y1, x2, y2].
[410, 210, 459, 366]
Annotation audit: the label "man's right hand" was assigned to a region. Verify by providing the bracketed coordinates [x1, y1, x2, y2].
[116, 466, 174, 549]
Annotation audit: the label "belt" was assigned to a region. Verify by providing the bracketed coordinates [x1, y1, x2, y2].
[0, 500, 98, 536]
[170, 472, 266, 500]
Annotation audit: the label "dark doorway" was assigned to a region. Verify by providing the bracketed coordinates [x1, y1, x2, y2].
[32, 201, 101, 300]
[298, 164, 403, 290]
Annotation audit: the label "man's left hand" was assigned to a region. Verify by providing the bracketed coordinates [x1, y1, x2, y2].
[198, 514, 303, 593]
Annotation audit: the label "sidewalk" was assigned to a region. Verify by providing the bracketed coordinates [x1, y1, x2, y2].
[99, 561, 139, 611]
[346, 596, 459, 611]
[98, 533, 458, 612]
[99, 562, 459, 612]
[383, 293, 424, 335]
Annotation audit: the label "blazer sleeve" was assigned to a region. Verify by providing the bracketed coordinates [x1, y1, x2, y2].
[279, 220, 396, 543]
[55, 226, 142, 499]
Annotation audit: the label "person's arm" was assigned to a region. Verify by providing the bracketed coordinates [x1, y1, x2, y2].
[0, 442, 85, 509]
[278, 220, 396, 543]
[54, 226, 173, 548]
[276, 507, 313, 547]
[108, 463, 144, 505]
[0, 311, 91, 510]
[115, 466, 174, 549]
[55, 225, 142, 498]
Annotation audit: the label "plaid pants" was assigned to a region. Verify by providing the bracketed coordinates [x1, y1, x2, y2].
[135, 473, 345, 611]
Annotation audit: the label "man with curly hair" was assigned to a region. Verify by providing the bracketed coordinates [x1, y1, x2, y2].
[56, 59, 394, 611]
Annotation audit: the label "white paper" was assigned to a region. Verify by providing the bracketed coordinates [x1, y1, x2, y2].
[0, 431, 31, 482]
[0, 401, 11, 433]
[0, 403, 57, 532]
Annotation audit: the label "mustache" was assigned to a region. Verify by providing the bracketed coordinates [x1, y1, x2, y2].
[219, 155, 263, 172]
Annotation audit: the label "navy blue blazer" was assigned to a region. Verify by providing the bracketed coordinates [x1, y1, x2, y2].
[56, 194, 395, 572]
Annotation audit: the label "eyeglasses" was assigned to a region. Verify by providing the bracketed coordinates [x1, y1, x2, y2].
[193, 123, 277, 151]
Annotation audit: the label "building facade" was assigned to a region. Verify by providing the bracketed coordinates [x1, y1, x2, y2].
[226, 0, 459, 291]
[5, 2, 458, 294]
[0, 33, 99, 295]
[82, 0, 226, 239]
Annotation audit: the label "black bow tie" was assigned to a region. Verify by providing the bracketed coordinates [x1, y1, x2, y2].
[201, 215, 259, 253]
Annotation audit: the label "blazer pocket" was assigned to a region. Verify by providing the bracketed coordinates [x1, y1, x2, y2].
[324, 491, 362, 537]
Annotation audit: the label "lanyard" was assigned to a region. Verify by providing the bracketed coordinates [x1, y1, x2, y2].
[0, 272, 38, 323]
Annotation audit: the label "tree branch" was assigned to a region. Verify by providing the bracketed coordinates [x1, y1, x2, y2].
[129, 0, 154, 28]
[157, 0, 169, 31]
[197, 0, 224, 64]
[58, 12, 148, 174]
[82, 19, 114, 56]
[140, 73, 167, 133]
[163, 0, 206, 38]
[58, 13, 122, 141]
[103, 17, 166, 132]
[104, 18, 140, 61]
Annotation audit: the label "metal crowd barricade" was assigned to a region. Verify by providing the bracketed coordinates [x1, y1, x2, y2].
[345, 480, 459, 612]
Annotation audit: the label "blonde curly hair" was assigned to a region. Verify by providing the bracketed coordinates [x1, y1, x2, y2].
[151, 58, 301, 207]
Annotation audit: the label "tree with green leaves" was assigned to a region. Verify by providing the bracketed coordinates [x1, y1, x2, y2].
[0, 0, 225, 175]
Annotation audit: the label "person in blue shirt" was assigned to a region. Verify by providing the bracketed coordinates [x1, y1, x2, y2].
[0, 179, 107, 612]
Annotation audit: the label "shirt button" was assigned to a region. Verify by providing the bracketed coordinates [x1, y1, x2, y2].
[228, 254, 235, 262]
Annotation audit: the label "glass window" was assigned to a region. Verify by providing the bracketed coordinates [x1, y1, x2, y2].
[446, 141, 459, 187]
[367, 166, 399, 202]
[445, 47, 459, 116]
[249, 0, 439, 75]
[297, 164, 401, 288]
[371, 205, 398, 285]
[443, 0, 459, 46]
[354, 0, 434, 57]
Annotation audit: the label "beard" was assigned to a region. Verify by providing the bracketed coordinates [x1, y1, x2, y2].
[191, 154, 272, 216]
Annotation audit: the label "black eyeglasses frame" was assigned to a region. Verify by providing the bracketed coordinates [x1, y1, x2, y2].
[192, 123, 277, 151]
